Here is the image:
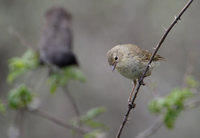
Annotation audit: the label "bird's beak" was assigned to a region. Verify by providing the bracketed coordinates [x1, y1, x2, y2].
[112, 62, 117, 72]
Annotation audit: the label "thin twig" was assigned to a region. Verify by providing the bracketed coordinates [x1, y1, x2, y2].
[62, 85, 80, 117]
[18, 110, 24, 138]
[182, 50, 195, 87]
[185, 100, 200, 109]
[116, 0, 194, 138]
[135, 116, 163, 138]
[8, 27, 35, 50]
[11, 110, 24, 138]
[27, 109, 88, 134]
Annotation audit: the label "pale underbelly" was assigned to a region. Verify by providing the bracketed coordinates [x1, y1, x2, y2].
[117, 63, 152, 80]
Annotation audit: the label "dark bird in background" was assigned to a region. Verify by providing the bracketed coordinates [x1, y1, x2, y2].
[39, 7, 78, 68]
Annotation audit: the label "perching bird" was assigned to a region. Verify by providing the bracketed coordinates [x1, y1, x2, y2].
[39, 7, 78, 68]
[107, 44, 164, 102]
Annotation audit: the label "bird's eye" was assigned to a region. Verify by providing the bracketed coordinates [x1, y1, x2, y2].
[114, 56, 118, 61]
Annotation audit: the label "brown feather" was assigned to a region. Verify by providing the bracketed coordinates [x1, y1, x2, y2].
[126, 45, 164, 62]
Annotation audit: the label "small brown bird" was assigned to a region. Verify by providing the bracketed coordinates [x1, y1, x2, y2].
[107, 44, 164, 102]
[39, 7, 78, 68]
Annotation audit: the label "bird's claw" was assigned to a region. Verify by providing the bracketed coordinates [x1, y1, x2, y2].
[139, 80, 146, 86]
[128, 102, 136, 109]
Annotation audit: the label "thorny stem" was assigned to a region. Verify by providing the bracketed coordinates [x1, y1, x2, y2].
[116, 0, 194, 138]
[134, 51, 198, 138]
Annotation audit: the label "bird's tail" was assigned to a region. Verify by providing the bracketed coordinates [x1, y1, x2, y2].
[153, 54, 165, 61]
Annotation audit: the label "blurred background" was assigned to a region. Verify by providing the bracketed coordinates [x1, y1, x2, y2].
[0, 0, 200, 138]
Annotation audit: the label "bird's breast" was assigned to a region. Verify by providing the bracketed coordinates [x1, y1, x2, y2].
[116, 59, 153, 80]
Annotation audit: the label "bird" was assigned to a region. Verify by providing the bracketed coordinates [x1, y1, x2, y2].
[107, 44, 164, 103]
[39, 7, 78, 68]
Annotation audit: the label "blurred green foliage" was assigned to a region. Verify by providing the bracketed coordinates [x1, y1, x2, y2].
[7, 50, 86, 94]
[84, 130, 105, 138]
[0, 100, 6, 114]
[80, 107, 106, 122]
[71, 107, 107, 138]
[186, 76, 199, 88]
[149, 76, 199, 129]
[7, 50, 39, 83]
[8, 84, 34, 110]
[80, 107, 107, 129]
[149, 88, 193, 128]
[6, 47, 107, 138]
[48, 66, 86, 93]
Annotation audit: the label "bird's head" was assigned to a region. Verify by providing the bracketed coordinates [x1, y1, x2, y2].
[107, 45, 124, 72]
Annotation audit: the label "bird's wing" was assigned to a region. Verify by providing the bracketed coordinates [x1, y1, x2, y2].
[136, 48, 164, 62]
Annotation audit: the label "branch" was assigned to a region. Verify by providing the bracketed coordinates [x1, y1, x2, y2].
[116, 0, 194, 138]
[8, 27, 35, 50]
[135, 116, 163, 138]
[12, 110, 24, 138]
[185, 100, 200, 109]
[62, 86, 80, 117]
[27, 109, 89, 135]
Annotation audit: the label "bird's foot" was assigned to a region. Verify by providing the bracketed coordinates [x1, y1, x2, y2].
[139, 80, 146, 86]
[128, 102, 136, 109]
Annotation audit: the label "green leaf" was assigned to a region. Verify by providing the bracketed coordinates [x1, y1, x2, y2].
[70, 107, 107, 136]
[7, 50, 39, 83]
[149, 100, 162, 113]
[80, 107, 106, 122]
[0, 100, 6, 114]
[186, 76, 199, 88]
[63, 66, 86, 82]
[164, 107, 182, 129]
[84, 130, 105, 138]
[50, 82, 58, 94]
[84, 132, 97, 138]
[149, 88, 193, 129]
[48, 66, 86, 93]
[71, 107, 107, 129]
[84, 120, 108, 129]
[8, 84, 33, 109]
